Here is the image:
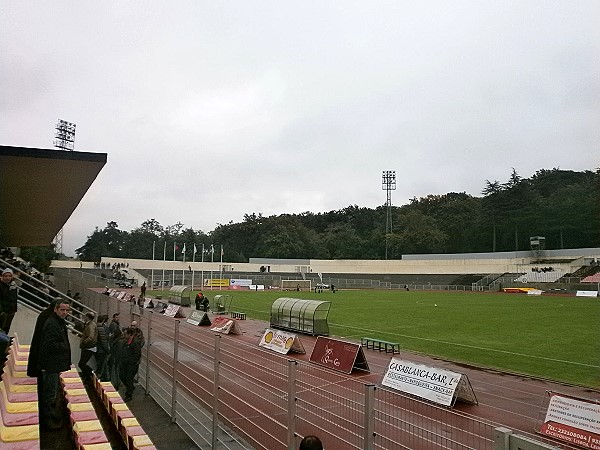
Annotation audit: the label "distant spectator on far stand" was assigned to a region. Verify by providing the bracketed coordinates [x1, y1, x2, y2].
[140, 282, 146, 298]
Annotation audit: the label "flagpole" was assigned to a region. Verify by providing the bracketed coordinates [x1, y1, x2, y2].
[201, 244, 205, 291]
[191, 244, 196, 290]
[182, 244, 186, 285]
[173, 242, 176, 286]
[219, 244, 223, 291]
[210, 244, 214, 291]
[151, 241, 155, 290]
[162, 241, 166, 290]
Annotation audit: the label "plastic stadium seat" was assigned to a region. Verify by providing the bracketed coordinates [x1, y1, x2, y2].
[0, 382, 37, 413]
[129, 433, 155, 449]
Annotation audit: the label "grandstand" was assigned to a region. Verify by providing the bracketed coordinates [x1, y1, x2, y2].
[52, 247, 600, 294]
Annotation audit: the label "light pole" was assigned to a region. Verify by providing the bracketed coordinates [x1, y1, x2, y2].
[382, 170, 396, 260]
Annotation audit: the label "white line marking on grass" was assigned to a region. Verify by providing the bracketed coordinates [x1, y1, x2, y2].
[332, 323, 600, 369]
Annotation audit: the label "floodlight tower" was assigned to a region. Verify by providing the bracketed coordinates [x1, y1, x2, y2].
[54, 119, 76, 151]
[52, 119, 76, 255]
[382, 170, 396, 260]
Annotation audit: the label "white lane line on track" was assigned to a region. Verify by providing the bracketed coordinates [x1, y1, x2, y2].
[332, 323, 600, 368]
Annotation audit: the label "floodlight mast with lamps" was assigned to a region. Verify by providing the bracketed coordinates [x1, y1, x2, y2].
[52, 119, 76, 254]
[54, 119, 76, 151]
[382, 170, 396, 260]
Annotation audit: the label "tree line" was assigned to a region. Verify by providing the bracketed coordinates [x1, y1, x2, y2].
[73, 168, 599, 263]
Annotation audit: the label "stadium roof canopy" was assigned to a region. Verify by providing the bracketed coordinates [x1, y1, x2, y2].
[0, 145, 107, 247]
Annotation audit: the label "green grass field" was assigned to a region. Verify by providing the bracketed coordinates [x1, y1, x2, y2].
[151, 288, 600, 388]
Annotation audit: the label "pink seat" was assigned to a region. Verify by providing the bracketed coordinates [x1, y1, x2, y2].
[0, 385, 38, 427]
[74, 430, 109, 447]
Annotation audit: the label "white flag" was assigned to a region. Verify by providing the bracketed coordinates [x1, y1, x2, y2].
[193, 244, 197, 254]
[182, 243, 186, 254]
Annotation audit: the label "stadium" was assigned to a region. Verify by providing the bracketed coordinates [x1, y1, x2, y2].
[2, 144, 599, 449]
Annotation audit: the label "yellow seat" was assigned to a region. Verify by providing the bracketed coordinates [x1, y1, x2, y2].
[68, 402, 95, 412]
[5, 383, 36, 394]
[131, 434, 153, 447]
[0, 419, 39, 442]
[121, 417, 140, 427]
[82, 443, 113, 450]
[0, 382, 38, 413]
[112, 403, 129, 412]
[73, 419, 103, 433]
[65, 388, 88, 396]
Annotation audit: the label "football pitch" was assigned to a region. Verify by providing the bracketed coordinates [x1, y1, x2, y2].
[154, 288, 600, 388]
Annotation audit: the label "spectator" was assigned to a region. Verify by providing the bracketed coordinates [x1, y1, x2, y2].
[194, 291, 203, 310]
[120, 327, 142, 402]
[140, 282, 146, 298]
[108, 313, 123, 389]
[27, 298, 58, 378]
[37, 300, 72, 430]
[96, 315, 111, 382]
[299, 435, 323, 450]
[202, 294, 209, 312]
[79, 311, 98, 381]
[130, 320, 145, 348]
[0, 268, 18, 333]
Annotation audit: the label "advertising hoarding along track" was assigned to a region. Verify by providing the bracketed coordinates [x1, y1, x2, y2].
[382, 358, 477, 407]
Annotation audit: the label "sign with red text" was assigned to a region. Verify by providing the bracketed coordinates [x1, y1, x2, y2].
[538, 392, 600, 449]
[210, 316, 242, 335]
[259, 328, 305, 355]
[309, 337, 369, 374]
[381, 358, 477, 407]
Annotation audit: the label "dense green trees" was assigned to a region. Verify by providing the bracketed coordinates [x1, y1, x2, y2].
[75, 168, 599, 262]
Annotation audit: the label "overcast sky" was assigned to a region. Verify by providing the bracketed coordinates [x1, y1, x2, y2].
[1, 1, 598, 256]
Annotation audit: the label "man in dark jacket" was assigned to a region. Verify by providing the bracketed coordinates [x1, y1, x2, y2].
[27, 298, 58, 378]
[0, 267, 18, 333]
[37, 300, 72, 430]
[120, 327, 142, 402]
[95, 315, 111, 381]
[108, 313, 123, 388]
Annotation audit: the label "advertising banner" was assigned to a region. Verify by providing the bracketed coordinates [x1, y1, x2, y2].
[576, 291, 598, 297]
[210, 316, 242, 335]
[164, 304, 185, 318]
[381, 358, 476, 407]
[230, 279, 253, 287]
[538, 393, 600, 449]
[186, 310, 211, 326]
[259, 328, 305, 355]
[204, 279, 230, 287]
[309, 337, 369, 374]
